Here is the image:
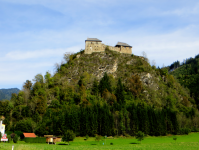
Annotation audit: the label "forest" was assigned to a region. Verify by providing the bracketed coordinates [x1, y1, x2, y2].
[169, 54, 199, 109]
[0, 50, 198, 137]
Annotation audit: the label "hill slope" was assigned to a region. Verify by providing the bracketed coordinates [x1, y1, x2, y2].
[170, 54, 199, 108]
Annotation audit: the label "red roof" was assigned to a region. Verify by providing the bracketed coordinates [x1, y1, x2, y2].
[23, 133, 36, 138]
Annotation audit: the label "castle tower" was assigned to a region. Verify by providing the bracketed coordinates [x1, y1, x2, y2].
[85, 38, 105, 54]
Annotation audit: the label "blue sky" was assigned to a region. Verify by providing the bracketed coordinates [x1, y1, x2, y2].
[0, 0, 199, 89]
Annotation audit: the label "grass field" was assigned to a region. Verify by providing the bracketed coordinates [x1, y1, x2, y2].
[1, 133, 199, 150]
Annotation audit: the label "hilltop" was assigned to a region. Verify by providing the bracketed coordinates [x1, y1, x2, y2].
[55, 49, 193, 109]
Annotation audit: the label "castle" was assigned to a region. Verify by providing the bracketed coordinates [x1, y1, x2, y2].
[85, 38, 132, 54]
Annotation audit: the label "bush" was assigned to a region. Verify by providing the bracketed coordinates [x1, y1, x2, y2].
[180, 128, 191, 135]
[7, 135, 12, 143]
[136, 131, 145, 144]
[5, 131, 13, 136]
[95, 135, 101, 142]
[85, 134, 89, 140]
[62, 130, 76, 144]
[13, 135, 18, 143]
[192, 127, 199, 132]
[10, 133, 16, 139]
[14, 131, 23, 139]
[173, 137, 177, 142]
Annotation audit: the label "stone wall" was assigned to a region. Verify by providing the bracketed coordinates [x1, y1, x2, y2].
[85, 41, 132, 54]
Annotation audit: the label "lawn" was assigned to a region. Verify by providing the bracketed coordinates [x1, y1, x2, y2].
[1, 133, 199, 150]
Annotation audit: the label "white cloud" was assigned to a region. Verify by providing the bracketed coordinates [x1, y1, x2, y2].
[1, 46, 81, 61]
[162, 2, 199, 16]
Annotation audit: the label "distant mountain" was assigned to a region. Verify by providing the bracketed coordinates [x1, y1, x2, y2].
[0, 88, 20, 100]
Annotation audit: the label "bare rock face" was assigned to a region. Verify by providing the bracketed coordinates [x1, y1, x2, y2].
[140, 73, 153, 85]
[138, 72, 159, 91]
[107, 59, 118, 75]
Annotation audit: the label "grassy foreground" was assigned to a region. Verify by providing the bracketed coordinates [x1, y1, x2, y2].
[1, 133, 199, 150]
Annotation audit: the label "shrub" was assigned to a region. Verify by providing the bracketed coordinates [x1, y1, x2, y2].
[173, 137, 177, 142]
[180, 128, 191, 135]
[62, 130, 76, 144]
[7, 135, 12, 143]
[85, 134, 89, 140]
[13, 135, 18, 143]
[10, 133, 16, 139]
[14, 131, 23, 139]
[136, 131, 145, 144]
[95, 135, 101, 142]
[5, 131, 12, 136]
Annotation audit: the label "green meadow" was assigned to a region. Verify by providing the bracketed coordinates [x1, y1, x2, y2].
[1, 133, 199, 150]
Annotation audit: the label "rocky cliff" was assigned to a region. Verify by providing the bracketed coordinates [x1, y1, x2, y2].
[56, 49, 194, 108]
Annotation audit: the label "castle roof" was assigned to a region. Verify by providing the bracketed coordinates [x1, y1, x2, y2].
[115, 42, 132, 47]
[85, 38, 102, 42]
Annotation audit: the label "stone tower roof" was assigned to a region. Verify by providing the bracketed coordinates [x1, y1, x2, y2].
[85, 38, 102, 42]
[115, 42, 132, 47]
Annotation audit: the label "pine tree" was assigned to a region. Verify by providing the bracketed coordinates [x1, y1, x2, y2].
[92, 79, 99, 95]
[98, 72, 112, 96]
[115, 78, 125, 105]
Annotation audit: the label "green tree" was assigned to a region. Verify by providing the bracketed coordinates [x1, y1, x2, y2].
[136, 131, 145, 144]
[36, 96, 47, 115]
[44, 72, 54, 88]
[62, 130, 76, 145]
[128, 75, 143, 99]
[23, 80, 33, 90]
[33, 74, 44, 84]
[98, 72, 112, 95]
[91, 78, 98, 95]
